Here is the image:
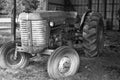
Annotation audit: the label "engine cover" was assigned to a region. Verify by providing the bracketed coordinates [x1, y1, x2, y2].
[18, 13, 49, 54]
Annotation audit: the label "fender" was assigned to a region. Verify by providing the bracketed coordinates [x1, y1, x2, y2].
[80, 10, 92, 30]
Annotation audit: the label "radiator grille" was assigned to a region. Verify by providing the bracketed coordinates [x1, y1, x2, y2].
[20, 20, 49, 52]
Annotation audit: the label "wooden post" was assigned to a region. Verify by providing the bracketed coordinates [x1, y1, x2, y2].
[111, 0, 115, 26]
[103, 0, 107, 19]
[88, 0, 92, 10]
[103, 0, 108, 30]
[97, 0, 100, 12]
[11, 0, 16, 41]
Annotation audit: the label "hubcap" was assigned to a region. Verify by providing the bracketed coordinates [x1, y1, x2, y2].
[6, 49, 22, 65]
[58, 57, 71, 74]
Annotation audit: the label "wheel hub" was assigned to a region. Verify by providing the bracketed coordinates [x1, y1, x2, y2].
[58, 57, 71, 73]
[6, 49, 22, 65]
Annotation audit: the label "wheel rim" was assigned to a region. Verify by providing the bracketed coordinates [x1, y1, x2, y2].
[5, 48, 25, 68]
[0, 41, 28, 69]
[58, 56, 71, 74]
[6, 49, 21, 65]
[48, 46, 80, 79]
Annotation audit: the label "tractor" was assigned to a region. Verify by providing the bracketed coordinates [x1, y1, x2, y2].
[0, 1, 104, 79]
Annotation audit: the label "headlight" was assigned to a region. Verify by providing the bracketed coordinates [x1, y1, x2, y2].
[50, 22, 54, 27]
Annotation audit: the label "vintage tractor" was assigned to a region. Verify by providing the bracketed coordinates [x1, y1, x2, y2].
[0, 4, 104, 79]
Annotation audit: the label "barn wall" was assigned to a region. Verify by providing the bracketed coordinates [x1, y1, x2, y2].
[92, 0, 120, 27]
[69, 0, 88, 16]
[66, 0, 120, 27]
[49, 0, 64, 4]
[48, 0, 64, 10]
[37, 0, 64, 11]
[38, 0, 120, 27]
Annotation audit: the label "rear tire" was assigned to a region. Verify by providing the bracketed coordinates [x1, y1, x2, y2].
[0, 42, 28, 69]
[82, 12, 104, 57]
[47, 46, 80, 79]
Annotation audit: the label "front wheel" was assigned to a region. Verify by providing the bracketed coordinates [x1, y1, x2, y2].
[0, 42, 28, 69]
[47, 46, 80, 79]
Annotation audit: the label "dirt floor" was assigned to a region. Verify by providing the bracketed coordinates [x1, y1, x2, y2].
[1, 30, 120, 80]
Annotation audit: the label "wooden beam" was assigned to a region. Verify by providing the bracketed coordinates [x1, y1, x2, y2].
[48, 2, 64, 6]
[111, 0, 115, 26]
[11, 0, 16, 41]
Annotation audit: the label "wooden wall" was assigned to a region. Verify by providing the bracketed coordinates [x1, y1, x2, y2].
[92, 0, 120, 28]
[37, 0, 120, 26]
[69, 0, 88, 16]
[47, 0, 88, 16]
[37, 0, 64, 11]
[48, 0, 64, 10]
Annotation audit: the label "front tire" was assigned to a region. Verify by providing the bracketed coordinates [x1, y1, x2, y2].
[47, 46, 80, 79]
[0, 42, 28, 69]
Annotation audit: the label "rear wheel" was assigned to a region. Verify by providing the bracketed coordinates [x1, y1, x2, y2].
[47, 46, 80, 79]
[0, 42, 28, 69]
[82, 12, 104, 57]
